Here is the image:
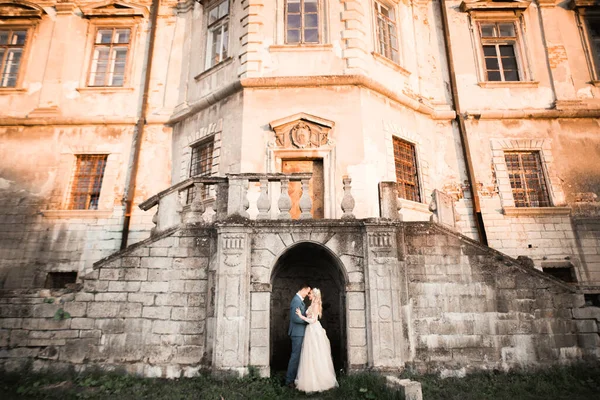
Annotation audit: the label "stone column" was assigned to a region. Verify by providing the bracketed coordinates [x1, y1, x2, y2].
[212, 226, 252, 374]
[363, 223, 405, 369]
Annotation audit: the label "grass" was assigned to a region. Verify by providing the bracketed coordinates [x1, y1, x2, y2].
[0, 363, 599, 400]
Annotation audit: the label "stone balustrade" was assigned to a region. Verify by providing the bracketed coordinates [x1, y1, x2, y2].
[139, 173, 356, 236]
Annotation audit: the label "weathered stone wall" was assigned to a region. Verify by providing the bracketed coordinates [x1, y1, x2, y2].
[403, 223, 600, 374]
[1, 220, 599, 377]
[0, 124, 171, 290]
[0, 227, 214, 378]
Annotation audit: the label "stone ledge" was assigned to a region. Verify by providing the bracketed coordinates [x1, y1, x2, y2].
[503, 207, 571, 217]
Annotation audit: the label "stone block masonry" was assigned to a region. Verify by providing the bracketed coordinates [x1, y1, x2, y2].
[0, 220, 598, 378]
[0, 227, 214, 378]
[403, 222, 600, 373]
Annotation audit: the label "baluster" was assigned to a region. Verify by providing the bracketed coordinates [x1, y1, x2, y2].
[184, 182, 205, 224]
[241, 178, 250, 218]
[150, 204, 159, 235]
[299, 178, 312, 219]
[341, 175, 356, 219]
[278, 178, 292, 219]
[256, 178, 271, 219]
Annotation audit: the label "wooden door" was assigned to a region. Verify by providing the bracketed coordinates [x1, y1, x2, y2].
[281, 159, 324, 219]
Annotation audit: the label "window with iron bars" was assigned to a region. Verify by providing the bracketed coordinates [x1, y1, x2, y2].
[67, 155, 108, 210]
[504, 151, 551, 207]
[205, 0, 229, 69]
[393, 137, 421, 203]
[187, 139, 215, 204]
[374, 1, 399, 64]
[479, 22, 521, 82]
[0, 29, 28, 88]
[88, 28, 130, 87]
[285, 0, 320, 44]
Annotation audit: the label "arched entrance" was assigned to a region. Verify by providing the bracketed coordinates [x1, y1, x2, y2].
[270, 242, 347, 373]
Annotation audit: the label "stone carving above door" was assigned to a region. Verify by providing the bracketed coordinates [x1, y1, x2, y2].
[269, 112, 334, 149]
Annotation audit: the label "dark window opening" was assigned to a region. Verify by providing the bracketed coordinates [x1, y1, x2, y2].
[584, 293, 600, 307]
[187, 139, 214, 203]
[542, 266, 577, 283]
[45, 272, 78, 289]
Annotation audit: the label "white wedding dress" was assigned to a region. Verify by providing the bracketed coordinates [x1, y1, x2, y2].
[295, 305, 339, 393]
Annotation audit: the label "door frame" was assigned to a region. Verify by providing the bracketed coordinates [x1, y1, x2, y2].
[267, 147, 336, 218]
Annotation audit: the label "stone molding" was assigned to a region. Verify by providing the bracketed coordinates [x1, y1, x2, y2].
[459, 0, 532, 14]
[80, 1, 149, 18]
[465, 108, 600, 119]
[168, 76, 457, 125]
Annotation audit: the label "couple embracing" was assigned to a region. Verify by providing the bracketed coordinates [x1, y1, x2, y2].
[285, 283, 339, 393]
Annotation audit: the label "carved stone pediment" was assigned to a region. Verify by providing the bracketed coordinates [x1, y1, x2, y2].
[269, 113, 334, 149]
[81, 0, 149, 18]
[0, 1, 44, 18]
[460, 0, 531, 13]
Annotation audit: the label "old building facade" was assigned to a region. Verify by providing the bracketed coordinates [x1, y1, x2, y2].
[1, 0, 599, 377]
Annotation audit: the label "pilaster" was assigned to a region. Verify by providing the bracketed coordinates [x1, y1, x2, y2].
[340, 0, 369, 74]
[212, 225, 252, 373]
[363, 223, 405, 369]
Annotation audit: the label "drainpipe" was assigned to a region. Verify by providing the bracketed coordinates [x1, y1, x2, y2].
[121, 0, 161, 250]
[438, 0, 488, 245]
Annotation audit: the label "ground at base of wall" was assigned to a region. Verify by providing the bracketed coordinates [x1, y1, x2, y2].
[0, 363, 599, 400]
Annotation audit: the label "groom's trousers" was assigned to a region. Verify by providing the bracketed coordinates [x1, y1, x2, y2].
[285, 335, 304, 384]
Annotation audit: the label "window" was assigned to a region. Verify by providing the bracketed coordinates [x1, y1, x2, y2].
[0, 29, 27, 88]
[373, 1, 399, 63]
[584, 17, 600, 78]
[45, 272, 78, 289]
[205, 0, 229, 69]
[285, 0, 320, 44]
[504, 151, 551, 208]
[67, 155, 108, 210]
[187, 139, 214, 203]
[479, 22, 520, 82]
[88, 28, 130, 87]
[393, 137, 420, 203]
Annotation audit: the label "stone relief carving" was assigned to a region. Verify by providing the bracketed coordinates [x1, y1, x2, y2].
[270, 113, 334, 150]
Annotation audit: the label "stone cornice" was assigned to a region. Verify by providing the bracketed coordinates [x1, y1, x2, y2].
[465, 108, 600, 119]
[0, 116, 170, 126]
[80, 0, 149, 18]
[569, 0, 600, 8]
[0, 0, 45, 18]
[168, 76, 457, 125]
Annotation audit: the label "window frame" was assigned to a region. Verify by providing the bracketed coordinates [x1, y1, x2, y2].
[86, 27, 132, 88]
[66, 154, 109, 211]
[503, 150, 552, 208]
[81, 19, 137, 90]
[0, 22, 35, 90]
[392, 136, 422, 204]
[372, 0, 401, 65]
[478, 21, 523, 82]
[284, 0, 323, 45]
[465, 7, 535, 84]
[575, 7, 600, 82]
[204, 0, 230, 70]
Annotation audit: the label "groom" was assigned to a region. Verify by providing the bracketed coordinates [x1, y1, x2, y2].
[285, 283, 311, 387]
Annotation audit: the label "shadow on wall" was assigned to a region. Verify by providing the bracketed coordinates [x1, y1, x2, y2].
[0, 186, 83, 290]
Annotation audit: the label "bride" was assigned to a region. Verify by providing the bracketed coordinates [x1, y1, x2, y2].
[294, 288, 339, 393]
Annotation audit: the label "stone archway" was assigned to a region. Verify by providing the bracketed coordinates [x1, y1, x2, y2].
[269, 241, 347, 373]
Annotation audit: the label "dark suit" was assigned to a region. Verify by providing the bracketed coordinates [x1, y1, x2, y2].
[285, 294, 307, 385]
